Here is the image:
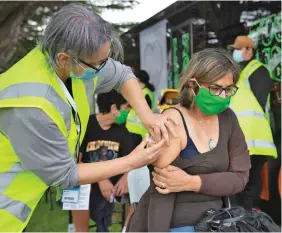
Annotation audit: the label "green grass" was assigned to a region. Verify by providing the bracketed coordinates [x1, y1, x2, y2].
[26, 188, 124, 232]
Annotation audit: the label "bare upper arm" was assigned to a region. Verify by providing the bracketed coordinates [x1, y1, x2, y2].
[152, 108, 186, 168]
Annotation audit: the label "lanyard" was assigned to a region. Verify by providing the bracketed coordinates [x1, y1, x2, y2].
[57, 77, 78, 115]
[57, 77, 81, 134]
[57, 77, 81, 162]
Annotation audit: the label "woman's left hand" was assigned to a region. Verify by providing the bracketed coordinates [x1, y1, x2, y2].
[152, 165, 202, 194]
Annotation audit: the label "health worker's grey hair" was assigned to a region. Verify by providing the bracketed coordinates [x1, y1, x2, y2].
[39, 3, 123, 69]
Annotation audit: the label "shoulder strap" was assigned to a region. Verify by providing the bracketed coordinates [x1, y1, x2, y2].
[162, 107, 189, 137]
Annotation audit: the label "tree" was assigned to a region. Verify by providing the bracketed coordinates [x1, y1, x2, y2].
[114, 22, 138, 33]
[0, 0, 138, 71]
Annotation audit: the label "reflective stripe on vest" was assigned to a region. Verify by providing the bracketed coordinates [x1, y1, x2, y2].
[230, 59, 277, 158]
[236, 110, 266, 119]
[0, 194, 30, 222]
[0, 47, 98, 232]
[0, 163, 30, 223]
[265, 95, 271, 123]
[246, 140, 276, 150]
[229, 106, 276, 150]
[0, 82, 71, 132]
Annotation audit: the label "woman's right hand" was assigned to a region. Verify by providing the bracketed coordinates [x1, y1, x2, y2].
[128, 135, 165, 169]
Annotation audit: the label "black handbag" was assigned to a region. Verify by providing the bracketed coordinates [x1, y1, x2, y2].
[194, 206, 281, 232]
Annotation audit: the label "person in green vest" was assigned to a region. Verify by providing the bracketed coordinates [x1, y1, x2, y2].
[228, 35, 277, 210]
[0, 4, 176, 232]
[126, 70, 156, 146]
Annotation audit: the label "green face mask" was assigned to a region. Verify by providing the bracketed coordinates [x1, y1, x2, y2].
[115, 109, 129, 125]
[195, 88, 231, 116]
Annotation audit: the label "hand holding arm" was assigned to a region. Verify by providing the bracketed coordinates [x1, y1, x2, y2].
[153, 165, 202, 194]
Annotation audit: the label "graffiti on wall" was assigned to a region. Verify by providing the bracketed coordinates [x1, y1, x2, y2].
[172, 37, 179, 88]
[169, 12, 281, 88]
[170, 32, 190, 88]
[182, 33, 190, 72]
[248, 12, 281, 81]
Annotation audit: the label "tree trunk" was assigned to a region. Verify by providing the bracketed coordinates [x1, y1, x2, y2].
[0, 2, 34, 71]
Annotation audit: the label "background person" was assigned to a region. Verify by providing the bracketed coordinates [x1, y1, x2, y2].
[228, 35, 277, 210]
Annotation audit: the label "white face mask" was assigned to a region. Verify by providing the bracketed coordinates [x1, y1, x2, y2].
[232, 50, 244, 63]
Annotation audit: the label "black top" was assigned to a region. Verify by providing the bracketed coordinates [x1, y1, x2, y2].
[241, 60, 273, 111]
[80, 114, 134, 164]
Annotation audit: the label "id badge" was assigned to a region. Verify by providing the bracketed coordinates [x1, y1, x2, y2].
[63, 184, 91, 210]
[62, 186, 80, 203]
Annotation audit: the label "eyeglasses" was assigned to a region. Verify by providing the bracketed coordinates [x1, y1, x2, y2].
[205, 84, 239, 97]
[78, 58, 108, 72]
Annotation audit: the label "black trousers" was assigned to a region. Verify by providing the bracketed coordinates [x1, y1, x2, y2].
[235, 155, 268, 210]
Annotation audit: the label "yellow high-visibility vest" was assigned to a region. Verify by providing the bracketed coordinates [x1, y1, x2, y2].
[230, 59, 277, 158]
[126, 88, 155, 138]
[0, 47, 98, 232]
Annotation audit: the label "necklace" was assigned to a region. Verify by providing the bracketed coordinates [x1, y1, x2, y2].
[196, 118, 217, 150]
[184, 108, 217, 150]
